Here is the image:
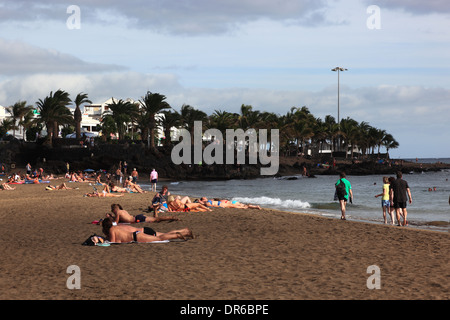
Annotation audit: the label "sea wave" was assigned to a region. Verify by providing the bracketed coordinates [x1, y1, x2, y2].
[232, 196, 311, 209]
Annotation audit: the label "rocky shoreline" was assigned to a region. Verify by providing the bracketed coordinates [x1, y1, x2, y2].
[1, 140, 449, 180]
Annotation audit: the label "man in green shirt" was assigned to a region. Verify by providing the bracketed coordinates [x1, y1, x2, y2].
[335, 172, 353, 220]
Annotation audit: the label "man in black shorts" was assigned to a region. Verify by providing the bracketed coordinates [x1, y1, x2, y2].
[390, 171, 412, 226]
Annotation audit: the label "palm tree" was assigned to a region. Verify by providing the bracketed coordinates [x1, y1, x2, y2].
[180, 104, 208, 145]
[35, 90, 73, 146]
[99, 115, 117, 142]
[51, 90, 72, 138]
[159, 110, 181, 145]
[73, 92, 92, 139]
[291, 106, 315, 156]
[20, 108, 35, 141]
[6, 101, 33, 139]
[339, 117, 359, 158]
[102, 98, 138, 140]
[238, 104, 261, 130]
[139, 91, 171, 148]
[208, 110, 235, 136]
[0, 118, 14, 139]
[354, 121, 372, 158]
[382, 133, 399, 158]
[311, 117, 329, 157]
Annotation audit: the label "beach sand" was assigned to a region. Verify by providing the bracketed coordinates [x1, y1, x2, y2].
[0, 180, 448, 300]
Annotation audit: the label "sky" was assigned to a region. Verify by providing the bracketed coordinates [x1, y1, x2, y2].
[0, 0, 449, 158]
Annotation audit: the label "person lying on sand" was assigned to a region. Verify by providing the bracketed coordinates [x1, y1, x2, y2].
[197, 197, 261, 210]
[112, 221, 194, 240]
[45, 183, 72, 190]
[109, 203, 180, 224]
[0, 183, 15, 190]
[84, 191, 124, 197]
[108, 183, 130, 193]
[101, 217, 194, 243]
[167, 196, 212, 212]
[123, 179, 146, 193]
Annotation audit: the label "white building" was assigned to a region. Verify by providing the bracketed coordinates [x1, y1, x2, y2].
[82, 98, 168, 143]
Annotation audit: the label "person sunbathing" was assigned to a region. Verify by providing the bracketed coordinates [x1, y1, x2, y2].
[167, 196, 212, 212]
[123, 179, 146, 193]
[198, 197, 261, 209]
[0, 183, 16, 190]
[84, 191, 124, 197]
[109, 203, 180, 224]
[45, 183, 72, 190]
[113, 222, 194, 240]
[108, 183, 129, 193]
[101, 217, 193, 243]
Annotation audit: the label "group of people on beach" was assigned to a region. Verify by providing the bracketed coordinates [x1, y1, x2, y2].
[150, 184, 261, 216]
[337, 170, 412, 226]
[87, 181, 263, 245]
[374, 171, 412, 226]
[94, 203, 193, 244]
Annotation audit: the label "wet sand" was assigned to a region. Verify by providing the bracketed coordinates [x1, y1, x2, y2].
[0, 179, 448, 300]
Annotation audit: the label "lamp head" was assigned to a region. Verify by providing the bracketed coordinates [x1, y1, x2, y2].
[331, 67, 348, 72]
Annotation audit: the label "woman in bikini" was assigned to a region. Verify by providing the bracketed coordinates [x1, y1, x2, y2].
[167, 196, 212, 212]
[199, 197, 261, 209]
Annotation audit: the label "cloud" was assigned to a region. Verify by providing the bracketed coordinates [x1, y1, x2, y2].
[0, 0, 334, 35]
[0, 39, 126, 76]
[0, 72, 182, 107]
[363, 0, 450, 14]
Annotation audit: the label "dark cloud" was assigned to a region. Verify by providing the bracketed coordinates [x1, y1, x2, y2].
[364, 0, 450, 14]
[0, 0, 333, 35]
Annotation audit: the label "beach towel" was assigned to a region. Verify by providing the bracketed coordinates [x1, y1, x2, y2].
[105, 240, 170, 244]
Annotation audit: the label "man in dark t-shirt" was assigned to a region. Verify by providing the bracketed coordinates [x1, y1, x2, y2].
[390, 171, 412, 226]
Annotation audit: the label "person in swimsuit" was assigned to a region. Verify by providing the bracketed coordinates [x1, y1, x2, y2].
[167, 196, 212, 212]
[375, 176, 395, 225]
[114, 223, 194, 240]
[45, 182, 72, 190]
[198, 197, 261, 210]
[0, 183, 16, 190]
[84, 191, 124, 197]
[109, 204, 180, 224]
[101, 217, 194, 243]
[151, 185, 171, 217]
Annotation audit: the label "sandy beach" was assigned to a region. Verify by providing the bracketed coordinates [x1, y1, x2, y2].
[0, 178, 448, 301]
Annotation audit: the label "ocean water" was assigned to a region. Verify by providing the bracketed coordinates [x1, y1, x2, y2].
[143, 167, 450, 233]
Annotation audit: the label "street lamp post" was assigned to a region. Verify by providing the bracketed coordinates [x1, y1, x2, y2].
[331, 67, 347, 153]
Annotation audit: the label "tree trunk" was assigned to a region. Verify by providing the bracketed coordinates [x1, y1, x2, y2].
[74, 106, 82, 139]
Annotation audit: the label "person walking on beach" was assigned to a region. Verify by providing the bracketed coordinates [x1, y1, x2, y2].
[335, 172, 353, 220]
[390, 171, 412, 226]
[375, 176, 395, 224]
[150, 168, 158, 192]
